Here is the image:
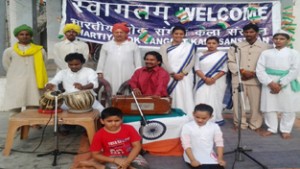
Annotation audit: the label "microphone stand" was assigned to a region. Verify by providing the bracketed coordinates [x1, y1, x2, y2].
[37, 93, 77, 166]
[224, 46, 267, 169]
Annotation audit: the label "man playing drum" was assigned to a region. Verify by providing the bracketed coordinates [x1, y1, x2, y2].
[45, 53, 104, 113]
[129, 51, 170, 97]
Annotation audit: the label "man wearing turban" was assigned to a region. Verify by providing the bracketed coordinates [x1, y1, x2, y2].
[2, 24, 48, 112]
[53, 23, 89, 71]
[96, 22, 141, 94]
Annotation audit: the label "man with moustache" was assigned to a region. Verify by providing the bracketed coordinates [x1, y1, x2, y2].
[2, 24, 47, 113]
[96, 22, 141, 95]
[53, 23, 89, 71]
[129, 51, 170, 97]
[228, 23, 272, 132]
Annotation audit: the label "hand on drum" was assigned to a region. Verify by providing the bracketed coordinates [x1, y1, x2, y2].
[73, 82, 84, 90]
[74, 82, 94, 91]
[45, 83, 56, 91]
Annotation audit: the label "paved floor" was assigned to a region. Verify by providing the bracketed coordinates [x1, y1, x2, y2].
[0, 110, 300, 169]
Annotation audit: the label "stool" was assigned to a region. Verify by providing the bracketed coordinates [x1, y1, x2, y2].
[3, 109, 99, 156]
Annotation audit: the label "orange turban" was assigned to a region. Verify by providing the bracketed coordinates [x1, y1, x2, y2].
[112, 22, 129, 33]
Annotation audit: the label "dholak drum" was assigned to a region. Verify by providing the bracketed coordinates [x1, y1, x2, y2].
[111, 96, 172, 115]
[39, 91, 64, 114]
[64, 90, 95, 113]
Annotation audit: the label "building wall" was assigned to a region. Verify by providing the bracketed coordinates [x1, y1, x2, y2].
[293, 0, 300, 52]
[7, 0, 34, 46]
[46, 0, 63, 59]
[0, 1, 7, 76]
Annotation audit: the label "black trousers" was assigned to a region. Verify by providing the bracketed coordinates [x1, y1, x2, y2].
[187, 163, 225, 169]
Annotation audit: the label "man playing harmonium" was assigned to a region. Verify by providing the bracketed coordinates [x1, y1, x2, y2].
[129, 51, 170, 97]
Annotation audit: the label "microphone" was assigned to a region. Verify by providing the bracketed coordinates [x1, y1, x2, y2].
[230, 43, 239, 48]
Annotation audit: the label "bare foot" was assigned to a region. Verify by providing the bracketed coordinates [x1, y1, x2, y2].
[281, 133, 292, 139]
[232, 126, 238, 131]
[78, 159, 105, 169]
[252, 128, 263, 134]
[260, 130, 273, 137]
[78, 160, 95, 168]
[232, 125, 247, 131]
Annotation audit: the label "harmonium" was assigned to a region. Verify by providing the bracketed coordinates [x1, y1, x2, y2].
[111, 95, 172, 115]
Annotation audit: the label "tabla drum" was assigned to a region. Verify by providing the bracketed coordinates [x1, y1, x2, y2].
[111, 96, 172, 115]
[63, 90, 95, 113]
[39, 90, 64, 114]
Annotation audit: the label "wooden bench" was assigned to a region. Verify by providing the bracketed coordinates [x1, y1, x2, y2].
[3, 109, 99, 156]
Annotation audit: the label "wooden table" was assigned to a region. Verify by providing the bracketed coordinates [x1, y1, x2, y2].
[2, 109, 99, 156]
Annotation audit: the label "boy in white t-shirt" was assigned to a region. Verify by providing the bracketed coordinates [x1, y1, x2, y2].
[181, 103, 226, 169]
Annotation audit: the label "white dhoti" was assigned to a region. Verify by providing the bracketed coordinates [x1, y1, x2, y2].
[264, 111, 296, 133]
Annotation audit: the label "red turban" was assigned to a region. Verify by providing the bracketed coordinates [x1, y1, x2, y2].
[112, 22, 129, 33]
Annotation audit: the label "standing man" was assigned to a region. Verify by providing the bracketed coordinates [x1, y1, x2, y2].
[256, 32, 300, 139]
[129, 51, 170, 97]
[53, 23, 89, 71]
[96, 22, 141, 95]
[2, 24, 48, 113]
[228, 23, 271, 131]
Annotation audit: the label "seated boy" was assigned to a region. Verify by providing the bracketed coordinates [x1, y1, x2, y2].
[181, 104, 226, 169]
[78, 107, 149, 169]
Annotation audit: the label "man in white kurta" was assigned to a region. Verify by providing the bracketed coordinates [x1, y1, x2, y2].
[96, 23, 141, 95]
[53, 23, 89, 71]
[46, 53, 103, 114]
[256, 36, 300, 139]
[2, 24, 47, 111]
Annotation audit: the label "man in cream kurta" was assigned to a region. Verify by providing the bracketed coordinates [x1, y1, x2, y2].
[96, 23, 141, 95]
[2, 24, 47, 111]
[228, 23, 271, 131]
[46, 53, 104, 114]
[53, 23, 89, 71]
